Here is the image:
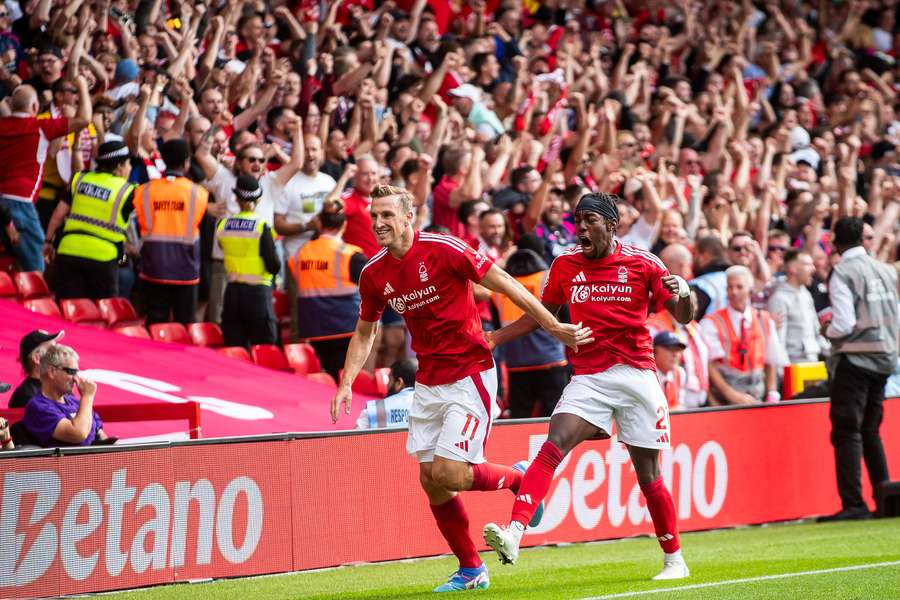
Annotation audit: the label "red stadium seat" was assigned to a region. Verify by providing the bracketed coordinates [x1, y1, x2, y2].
[14, 271, 51, 300]
[188, 322, 224, 348]
[284, 343, 321, 375]
[23, 298, 61, 318]
[373, 367, 391, 396]
[97, 297, 142, 328]
[306, 372, 336, 388]
[347, 369, 381, 395]
[218, 346, 252, 362]
[113, 324, 151, 339]
[251, 344, 292, 371]
[149, 322, 192, 344]
[0, 271, 16, 298]
[60, 298, 107, 328]
[273, 289, 290, 321]
[0, 254, 15, 274]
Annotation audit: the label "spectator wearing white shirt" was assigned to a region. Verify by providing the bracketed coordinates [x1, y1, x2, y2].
[701, 265, 787, 405]
[768, 249, 828, 363]
[355, 359, 417, 430]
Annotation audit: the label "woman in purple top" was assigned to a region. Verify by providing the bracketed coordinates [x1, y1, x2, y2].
[22, 344, 110, 447]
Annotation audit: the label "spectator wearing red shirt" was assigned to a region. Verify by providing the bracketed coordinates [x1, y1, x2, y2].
[431, 145, 484, 238]
[0, 78, 91, 271]
[341, 155, 380, 258]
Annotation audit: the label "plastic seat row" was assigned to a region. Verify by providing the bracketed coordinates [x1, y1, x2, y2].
[0, 270, 52, 301]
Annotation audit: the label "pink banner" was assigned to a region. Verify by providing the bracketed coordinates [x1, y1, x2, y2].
[0, 301, 373, 439]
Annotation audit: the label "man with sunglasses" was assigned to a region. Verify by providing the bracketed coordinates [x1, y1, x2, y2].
[21, 344, 112, 447]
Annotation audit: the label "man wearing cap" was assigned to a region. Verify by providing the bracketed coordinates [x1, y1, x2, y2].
[43, 141, 136, 299]
[654, 332, 688, 410]
[9, 330, 64, 408]
[135, 139, 209, 325]
[449, 84, 505, 139]
[485, 192, 694, 580]
[216, 175, 280, 348]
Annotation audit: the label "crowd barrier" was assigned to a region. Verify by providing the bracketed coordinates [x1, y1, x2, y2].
[1, 398, 898, 598]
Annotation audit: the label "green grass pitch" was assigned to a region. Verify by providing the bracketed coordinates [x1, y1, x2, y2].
[115, 518, 900, 599]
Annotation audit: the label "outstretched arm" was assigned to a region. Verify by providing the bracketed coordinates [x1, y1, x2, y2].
[479, 264, 593, 349]
[331, 318, 380, 422]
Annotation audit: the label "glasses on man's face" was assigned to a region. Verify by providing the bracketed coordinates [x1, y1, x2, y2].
[768, 245, 788, 253]
[243, 156, 265, 164]
[54, 364, 79, 376]
[730, 245, 752, 253]
[61, 87, 78, 94]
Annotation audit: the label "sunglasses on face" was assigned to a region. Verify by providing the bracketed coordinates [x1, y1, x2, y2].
[768, 246, 788, 253]
[730, 245, 752, 253]
[242, 156, 266, 164]
[54, 365, 79, 376]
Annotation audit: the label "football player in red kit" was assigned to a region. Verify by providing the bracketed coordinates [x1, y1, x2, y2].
[483, 192, 694, 580]
[331, 184, 592, 592]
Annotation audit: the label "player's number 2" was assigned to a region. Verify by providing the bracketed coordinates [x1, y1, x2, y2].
[655, 406, 668, 431]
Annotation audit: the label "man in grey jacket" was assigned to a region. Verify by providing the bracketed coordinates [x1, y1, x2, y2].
[819, 217, 899, 522]
[768, 249, 828, 363]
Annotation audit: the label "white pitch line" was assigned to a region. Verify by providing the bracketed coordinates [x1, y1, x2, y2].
[582, 560, 900, 599]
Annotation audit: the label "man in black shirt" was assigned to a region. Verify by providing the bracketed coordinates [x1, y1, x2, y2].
[9, 329, 63, 408]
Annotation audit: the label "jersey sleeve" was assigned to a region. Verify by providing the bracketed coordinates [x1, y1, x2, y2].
[357, 267, 386, 322]
[39, 117, 69, 141]
[647, 258, 673, 313]
[446, 238, 494, 281]
[541, 258, 566, 305]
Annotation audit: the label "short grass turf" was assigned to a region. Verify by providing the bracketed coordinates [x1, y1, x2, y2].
[114, 518, 900, 600]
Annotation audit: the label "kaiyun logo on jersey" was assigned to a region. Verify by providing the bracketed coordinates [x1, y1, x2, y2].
[387, 285, 439, 314]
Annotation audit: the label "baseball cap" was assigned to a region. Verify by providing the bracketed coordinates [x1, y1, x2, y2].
[653, 331, 686, 350]
[789, 147, 821, 171]
[449, 84, 482, 103]
[115, 58, 140, 83]
[789, 126, 811, 151]
[19, 330, 64, 364]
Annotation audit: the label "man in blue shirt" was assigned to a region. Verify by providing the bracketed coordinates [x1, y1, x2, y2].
[356, 358, 418, 429]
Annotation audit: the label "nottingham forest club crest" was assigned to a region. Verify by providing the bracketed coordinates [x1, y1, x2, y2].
[618, 266, 628, 283]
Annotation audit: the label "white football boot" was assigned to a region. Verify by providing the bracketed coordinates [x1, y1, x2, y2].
[652, 554, 690, 580]
[482, 522, 524, 565]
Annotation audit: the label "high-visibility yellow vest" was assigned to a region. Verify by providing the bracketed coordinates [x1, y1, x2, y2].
[217, 211, 273, 286]
[58, 171, 134, 262]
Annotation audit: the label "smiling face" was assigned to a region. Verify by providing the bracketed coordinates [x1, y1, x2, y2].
[574, 210, 617, 259]
[354, 158, 379, 196]
[370, 194, 414, 250]
[237, 145, 266, 178]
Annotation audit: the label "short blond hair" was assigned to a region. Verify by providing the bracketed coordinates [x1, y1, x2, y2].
[372, 184, 414, 214]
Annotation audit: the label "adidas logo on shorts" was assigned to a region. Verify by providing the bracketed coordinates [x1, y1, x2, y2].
[455, 440, 470, 452]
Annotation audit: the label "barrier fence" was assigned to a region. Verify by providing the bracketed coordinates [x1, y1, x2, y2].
[1, 398, 898, 598]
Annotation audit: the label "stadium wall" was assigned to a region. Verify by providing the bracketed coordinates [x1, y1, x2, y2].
[1, 398, 898, 598]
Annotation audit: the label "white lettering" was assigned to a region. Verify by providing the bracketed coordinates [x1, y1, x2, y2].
[216, 477, 263, 564]
[130, 484, 170, 574]
[692, 442, 728, 518]
[170, 479, 216, 567]
[661, 444, 694, 520]
[572, 450, 605, 529]
[0, 471, 60, 585]
[104, 469, 136, 577]
[605, 445, 629, 527]
[61, 490, 102, 580]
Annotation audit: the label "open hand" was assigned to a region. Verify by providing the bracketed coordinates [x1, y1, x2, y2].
[331, 386, 353, 423]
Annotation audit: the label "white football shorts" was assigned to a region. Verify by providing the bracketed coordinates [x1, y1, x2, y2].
[407, 366, 499, 464]
[553, 364, 672, 449]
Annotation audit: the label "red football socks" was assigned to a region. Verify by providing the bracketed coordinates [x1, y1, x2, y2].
[510, 440, 564, 526]
[470, 462, 523, 492]
[430, 495, 482, 568]
[640, 476, 681, 553]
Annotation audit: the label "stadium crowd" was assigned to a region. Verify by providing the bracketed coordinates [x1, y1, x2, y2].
[1, 0, 900, 420]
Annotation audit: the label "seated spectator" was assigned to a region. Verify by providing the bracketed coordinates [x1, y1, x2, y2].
[654, 332, 688, 411]
[768, 249, 828, 363]
[700, 266, 787, 405]
[356, 358, 417, 429]
[0, 417, 14, 450]
[22, 344, 113, 447]
[10, 330, 64, 408]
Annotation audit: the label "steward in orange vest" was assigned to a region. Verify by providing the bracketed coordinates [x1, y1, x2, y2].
[653, 331, 687, 409]
[646, 309, 710, 408]
[288, 199, 368, 381]
[135, 140, 208, 325]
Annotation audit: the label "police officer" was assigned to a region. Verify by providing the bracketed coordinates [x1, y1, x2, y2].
[44, 141, 135, 299]
[216, 175, 280, 348]
[288, 199, 368, 381]
[493, 233, 568, 418]
[819, 217, 899, 522]
[135, 139, 209, 325]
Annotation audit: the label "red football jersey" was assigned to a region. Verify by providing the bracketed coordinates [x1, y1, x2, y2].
[341, 189, 380, 258]
[358, 231, 495, 385]
[542, 242, 673, 375]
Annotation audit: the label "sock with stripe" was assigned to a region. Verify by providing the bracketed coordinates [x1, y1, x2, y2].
[640, 476, 681, 553]
[470, 462, 523, 492]
[430, 495, 482, 568]
[510, 440, 564, 526]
